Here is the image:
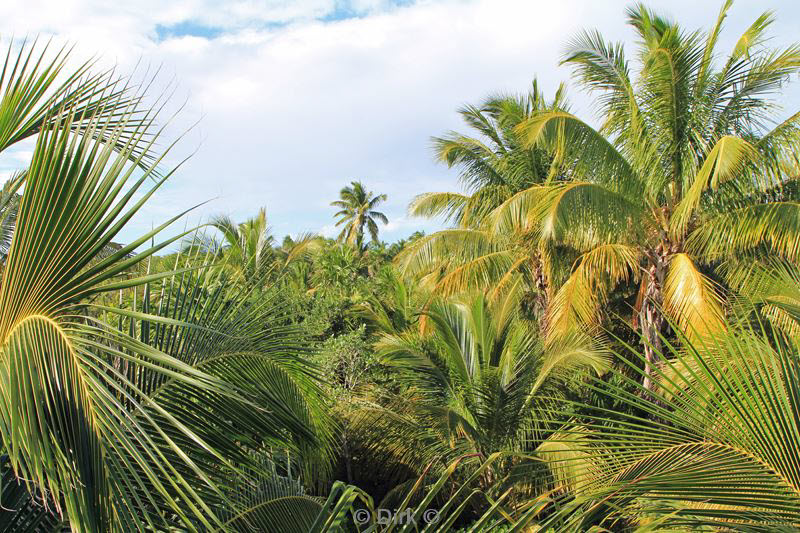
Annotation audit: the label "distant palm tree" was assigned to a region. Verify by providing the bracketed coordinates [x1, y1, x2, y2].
[331, 181, 388, 251]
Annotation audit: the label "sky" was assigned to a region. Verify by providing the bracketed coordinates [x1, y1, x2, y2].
[0, 0, 798, 245]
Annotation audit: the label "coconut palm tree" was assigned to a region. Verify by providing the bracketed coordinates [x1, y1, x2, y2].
[357, 268, 420, 337]
[208, 207, 276, 283]
[491, 2, 800, 388]
[396, 82, 568, 320]
[331, 181, 388, 252]
[411, 79, 565, 228]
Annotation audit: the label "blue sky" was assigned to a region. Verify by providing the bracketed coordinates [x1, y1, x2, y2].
[0, 0, 799, 246]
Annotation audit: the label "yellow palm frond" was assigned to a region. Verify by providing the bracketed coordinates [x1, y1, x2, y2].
[671, 135, 756, 235]
[664, 253, 725, 340]
[546, 244, 640, 340]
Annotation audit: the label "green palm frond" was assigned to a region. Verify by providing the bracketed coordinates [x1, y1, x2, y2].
[108, 258, 334, 481]
[0, 96, 247, 529]
[224, 454, 514, 532]
[722, 257, 800, 337]
[492, 183, 646, 251]
[223, 479, 363, 533]
[206, 207, 277, 283]
[515, 110, 641, 197]
[0, 171, 23, 262]
[408, 192, 471, 226]
[514, 317, 800, 531]
[0, 38, 163, 166]
[395, 229, 499, 278]
[687, 202, 800, 262]
[671, 135, 756, 235]
[545, 243, 639, 339]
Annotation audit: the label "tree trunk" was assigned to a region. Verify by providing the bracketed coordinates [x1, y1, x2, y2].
[342, 430, 353, 484]
[532, 249, 550, 334]
[639, 244, 668, 392]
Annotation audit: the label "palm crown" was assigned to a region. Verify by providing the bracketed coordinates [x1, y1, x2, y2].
[396, 82, 566, 320]
[331, 181, 388, 251]
[352, 288, 609, 490]
[209, 207, 276, 283]
[413, 80, 566, 228]
[397, 80, 568, 324]
[482, 2, 800, 388]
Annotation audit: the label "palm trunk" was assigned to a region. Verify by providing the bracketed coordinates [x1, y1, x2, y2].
[342, 429, 353, 484]
[356, 232, 364, 256]
[639, 244, 668, 392]
[531, 249, 550, 334]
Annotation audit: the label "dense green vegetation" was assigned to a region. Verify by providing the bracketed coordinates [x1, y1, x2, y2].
[2, 2, 800, 531]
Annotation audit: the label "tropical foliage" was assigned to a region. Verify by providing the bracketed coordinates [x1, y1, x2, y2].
[2, 2, 800, 532]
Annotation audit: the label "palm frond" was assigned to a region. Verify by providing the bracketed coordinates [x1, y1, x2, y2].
[687, 202, 800, 262]
[0, 76, 249, 529]
[514, 316, 800, 530]
[663, 253, 725, 339]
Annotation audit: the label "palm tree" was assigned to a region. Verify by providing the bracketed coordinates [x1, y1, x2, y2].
[352, 288, 609, 490]
[357, 267, 420, 337]
[396, 83, 567, 320]
[411, 79, 565, 227]
[0, 38, 192, 531]
[331, 181, 388, 252]
[491, 3, 800, 388]
[207, 207, 276, 283]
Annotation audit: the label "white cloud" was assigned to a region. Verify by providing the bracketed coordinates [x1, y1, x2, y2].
[0, 0, 797, 246]
[382, 215, 427, 234]
[319, 223, 338, 239]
